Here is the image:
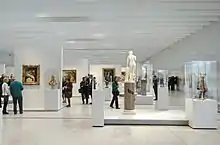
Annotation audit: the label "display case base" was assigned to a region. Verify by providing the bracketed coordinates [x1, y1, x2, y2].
[136, 94, 154, 105]
[105, 108, 187, 125]
[187, 99, 218, 129]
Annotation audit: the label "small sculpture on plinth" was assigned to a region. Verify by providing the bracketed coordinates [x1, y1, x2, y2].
[105, 80, 109, 88]
[126, 51, 136, 82]
[196, 73, 208, 100]
[48, 75, 57, 89]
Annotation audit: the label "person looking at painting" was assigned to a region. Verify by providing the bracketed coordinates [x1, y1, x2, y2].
[110, 76, 120, 109]
[64, 79, 73, 107]
[10, 78, 24, 115]
[2, 77, 10, 115]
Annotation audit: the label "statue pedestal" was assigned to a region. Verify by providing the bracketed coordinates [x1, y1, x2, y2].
[124, 82, 135, 114]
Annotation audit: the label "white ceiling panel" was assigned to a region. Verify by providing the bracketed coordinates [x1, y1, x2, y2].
[0, 0, 219, 64]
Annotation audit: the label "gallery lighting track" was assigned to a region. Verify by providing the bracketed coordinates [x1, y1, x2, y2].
[38, 16, 90, 22]
[159, 0, 220, 3]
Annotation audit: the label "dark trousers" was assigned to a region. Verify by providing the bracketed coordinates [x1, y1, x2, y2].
[67, 97, 71, 106]
[0, 96, 2, 108]
[153, 86, 158, 100]
[85, 93, 89, 104]
[2, 95, 9, 113]
[110, 92, 119, 108]
[13, 97, 23, 114]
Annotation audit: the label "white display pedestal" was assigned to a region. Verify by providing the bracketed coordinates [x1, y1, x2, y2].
[155, 87, 169, 110]
[44, 89, 61, 111]
[0, 108, 2, 145]
[92, 89, 105, 127]
[136, 94, 153, 105]
[104, 88, 112, 101]
[187, 99, 218, 129]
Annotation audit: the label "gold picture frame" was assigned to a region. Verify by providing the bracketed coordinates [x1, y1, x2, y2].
[103, 68, 115, 82]
[22, 65, 40, 85]
[62, 70, 77, 83]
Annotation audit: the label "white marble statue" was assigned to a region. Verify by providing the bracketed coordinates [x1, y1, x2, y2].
[126, 51, 136, 82]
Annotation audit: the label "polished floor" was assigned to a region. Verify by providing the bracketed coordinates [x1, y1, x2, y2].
[1, 92, 220, 145]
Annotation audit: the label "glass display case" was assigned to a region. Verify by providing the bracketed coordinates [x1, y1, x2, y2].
[141, 62, 153, 94]
[184, 61, 217, 100]
[157, 70, 168, 87]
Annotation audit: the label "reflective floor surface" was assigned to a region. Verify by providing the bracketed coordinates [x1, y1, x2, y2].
[1, 91, 220, 145]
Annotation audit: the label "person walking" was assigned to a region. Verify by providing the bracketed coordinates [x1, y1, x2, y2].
[9, 78, 24, 115]
[2, 77, 10, 114]
[110, 76, 120, 109]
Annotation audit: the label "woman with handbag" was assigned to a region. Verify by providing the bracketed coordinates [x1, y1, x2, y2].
[64, 79, 73, 107]
[110, 76, 120, 109]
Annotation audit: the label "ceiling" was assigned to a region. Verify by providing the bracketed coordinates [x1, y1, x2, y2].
[0, 0, 220, 64]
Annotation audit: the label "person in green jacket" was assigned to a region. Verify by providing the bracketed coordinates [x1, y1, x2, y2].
[9, 78, 24, 114]
[110, 76, 120, 109]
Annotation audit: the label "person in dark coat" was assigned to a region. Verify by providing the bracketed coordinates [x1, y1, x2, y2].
[64, 79, 73, 107]
[80, 77, 87, 104]
[110, 76, 120, 109]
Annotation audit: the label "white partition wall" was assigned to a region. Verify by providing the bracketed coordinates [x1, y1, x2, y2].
[90, 64, 121, 89]
[62, 49, 89, 96]
[13, 47, 61, 111]
[0, 64, 6, 75]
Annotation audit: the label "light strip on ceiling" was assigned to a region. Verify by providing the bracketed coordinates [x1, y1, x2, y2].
[159, 0, 220, 3]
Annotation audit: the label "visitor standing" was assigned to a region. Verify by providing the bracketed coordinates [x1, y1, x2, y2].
[110, 76, 120, 109]
[79, 77, 86, 104]
[2, 77, 10, 114]
[10, 78, 24, 115]
[64, 79, 73, 107]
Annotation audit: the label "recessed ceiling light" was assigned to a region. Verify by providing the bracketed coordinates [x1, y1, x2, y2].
[36, 13, 49, 18]
[93, 33, 105, 38]
[66, 40, 75, 44]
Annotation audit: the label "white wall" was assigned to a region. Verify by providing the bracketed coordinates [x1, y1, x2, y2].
[0, 50, 14, 66]
[62, 49, 89, 96]
[150, 21, 220, 70]
[150, 21, 220, 103]
[0, 64, 6, 75]
[14, 47, 61, 110]
[90, 64, 121, 88]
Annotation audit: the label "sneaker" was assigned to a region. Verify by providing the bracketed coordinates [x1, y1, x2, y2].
[66, 105, 71, 107]
[110, 105, 114, 109]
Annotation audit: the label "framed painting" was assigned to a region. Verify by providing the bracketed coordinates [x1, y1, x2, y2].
[62, 70, 77, 83]
[103, 68, 115, 82]
[22, 65, 40, 85]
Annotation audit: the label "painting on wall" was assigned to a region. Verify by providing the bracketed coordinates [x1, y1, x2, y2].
[121, 71, 126, 82]
[62, 70, 77, 83]
[22, 65, 40, 85]
[103, 68, 115, 83]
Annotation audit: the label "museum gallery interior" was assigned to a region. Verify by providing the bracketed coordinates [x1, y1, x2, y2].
[1, 0, 220, 144]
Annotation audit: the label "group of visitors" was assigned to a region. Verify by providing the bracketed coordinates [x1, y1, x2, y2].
[79, 75, 94, 104]
[0, 74, 24, 115]
[62, 79, 73, 107]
